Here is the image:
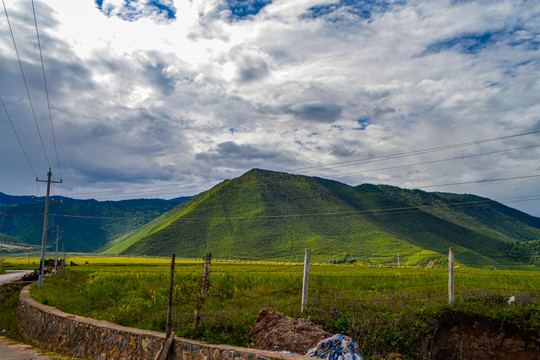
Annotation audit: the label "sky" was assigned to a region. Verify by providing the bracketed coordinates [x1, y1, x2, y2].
[0, 0, 539, 216]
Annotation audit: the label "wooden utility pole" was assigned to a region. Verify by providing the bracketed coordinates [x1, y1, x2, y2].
[165, 254, 175, 338]
[301, 249, 311, 313]
[54, 226, 62, 273]
[36, 167, 61, 288]
[61, 240, 65, 271]
[192, 252, 211, 333]
[448, 248, 454, 306]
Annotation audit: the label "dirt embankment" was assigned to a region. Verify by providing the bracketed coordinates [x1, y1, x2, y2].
[250, 308, 539, 359]
[429, 312, 539, 360]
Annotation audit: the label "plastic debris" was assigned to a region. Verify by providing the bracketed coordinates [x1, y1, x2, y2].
[306, 334, 364, 360]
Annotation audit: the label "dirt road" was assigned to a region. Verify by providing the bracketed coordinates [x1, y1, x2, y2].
[0, 270, 33, 285]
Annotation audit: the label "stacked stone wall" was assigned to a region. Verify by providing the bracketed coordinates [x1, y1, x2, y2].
[18, 285, 303, 360]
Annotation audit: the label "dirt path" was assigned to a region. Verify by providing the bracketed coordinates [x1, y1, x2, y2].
[0, 270, 33, 285]
[0, 336, 54, 360]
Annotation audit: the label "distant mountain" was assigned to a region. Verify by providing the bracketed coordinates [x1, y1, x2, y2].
[0, 191, 97, 204]
[105, 169, 540, 268]
[0, 195, 188, 252]
[169, 196, 191, 203]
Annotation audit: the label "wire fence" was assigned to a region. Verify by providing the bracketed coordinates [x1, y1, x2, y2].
[136, 249, 540, 320]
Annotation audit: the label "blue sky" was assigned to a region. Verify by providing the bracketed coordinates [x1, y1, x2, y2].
[0, 0, 539, 216]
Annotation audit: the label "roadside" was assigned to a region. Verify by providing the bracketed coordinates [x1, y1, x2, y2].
[1, 271, 77, 359]
[0, 336, 54, 359]
[0, 336, 79, 360]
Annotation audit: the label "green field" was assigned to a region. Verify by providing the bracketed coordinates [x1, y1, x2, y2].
[2, 255, 536, 359]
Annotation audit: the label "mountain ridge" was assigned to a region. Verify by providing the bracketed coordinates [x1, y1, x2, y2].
[110, 169, 539, 268]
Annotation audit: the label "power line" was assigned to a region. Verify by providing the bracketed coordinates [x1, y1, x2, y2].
[286, 129, 540, 174]
[31, 0, 62, 182]
[331, 144, 540, 178]
[2, 0, 50, 166]
[416, 174, 540, 189]
[0, 96, 37, 177]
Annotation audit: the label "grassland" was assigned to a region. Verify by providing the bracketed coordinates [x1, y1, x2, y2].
[2, 255, 536, 359]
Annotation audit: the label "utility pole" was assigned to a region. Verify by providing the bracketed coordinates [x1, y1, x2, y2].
[166, 254, 175, 338]
[301, 249, 311, 313]
[54, 226, 62, 273]
[36, 167, 62, 288]
[397, 253, 400, 268]
[61, 240, 66, 271]
[448, 248, 454, 307]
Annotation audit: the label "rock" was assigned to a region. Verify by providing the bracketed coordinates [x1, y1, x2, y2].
[249, 308, 331, 354]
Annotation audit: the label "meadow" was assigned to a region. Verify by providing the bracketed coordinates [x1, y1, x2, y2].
[3, 255, 539, 359]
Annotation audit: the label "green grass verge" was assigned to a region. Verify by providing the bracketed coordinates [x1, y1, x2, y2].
[30, 258, 539, 359]
[0, 289, 23, 342]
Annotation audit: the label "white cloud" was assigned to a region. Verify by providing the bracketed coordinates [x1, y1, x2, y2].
[0, 0, 538, 216]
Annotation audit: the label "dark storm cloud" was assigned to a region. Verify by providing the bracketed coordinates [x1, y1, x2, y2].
[139, 51, 179, 96]
[195, 141, 280, 162]
[237, 55, 269, 83]
[75, 160, 177, 183]
[285, 102, 343, 123]
[331, 145, 357, 158]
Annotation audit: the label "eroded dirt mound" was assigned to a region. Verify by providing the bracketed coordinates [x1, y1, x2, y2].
[430, 311, 539, 360]
[249, 308, 332, 354]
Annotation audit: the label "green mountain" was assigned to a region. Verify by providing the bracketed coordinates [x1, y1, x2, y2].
[107, 169, 540, 268]
[0, 197, 182, 252]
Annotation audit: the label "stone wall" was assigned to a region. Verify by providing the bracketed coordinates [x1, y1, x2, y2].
[18, 285, 304, 360]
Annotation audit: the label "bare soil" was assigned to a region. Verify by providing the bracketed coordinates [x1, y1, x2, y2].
[249, 308, 331, 354]
[429, 311, 539, 360]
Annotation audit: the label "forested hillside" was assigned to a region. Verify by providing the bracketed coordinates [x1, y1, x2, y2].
[0, 195, 182, 252]
[109, 169, 539, 268]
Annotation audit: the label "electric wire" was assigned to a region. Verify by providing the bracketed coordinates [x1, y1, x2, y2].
[286, 129, 540, 174]
[0, 96, 37, 177]
[31, 0, 62, 183]
[416, 174, 540, 189]
[2, 0, 50, 166]
[332, 144, 540, 178]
